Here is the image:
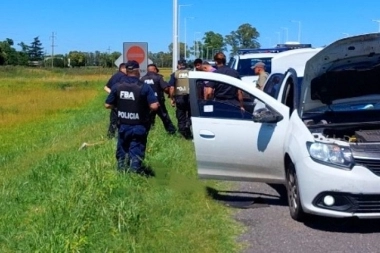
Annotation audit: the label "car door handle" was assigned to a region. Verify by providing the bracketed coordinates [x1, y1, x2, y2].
[199, 130, 215, 139]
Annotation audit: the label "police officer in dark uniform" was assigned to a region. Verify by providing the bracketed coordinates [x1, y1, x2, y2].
[168, 59, 192, 139]
[140, 64, 176, 135]
[204, 52, 244, 109]
[105, 60, 159, 173]
[104, 62, 127, 138]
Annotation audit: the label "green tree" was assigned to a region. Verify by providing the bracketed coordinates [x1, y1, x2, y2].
[225, 23, 260, 56]
[0, 38, 24, 65]
[168, 42, 187, 60]
[17, 42, 29, 65]
[68, 51, 86, 67]
[44, 54, 65, 68]
[148, 51, 172, 67]
[189, 40, 204, 59]
[202, 31, 226, 59]
[28, 36, 44, 61]
[107, 51, 122, 67]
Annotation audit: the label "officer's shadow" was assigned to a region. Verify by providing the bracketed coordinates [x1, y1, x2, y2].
[140, 165, 156, 178]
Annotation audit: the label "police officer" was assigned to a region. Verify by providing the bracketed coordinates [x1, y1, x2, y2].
[105, 60, 159, 173]
[204, 52, 245, 110]
[168, 60, 192, 139]
[251, 61, 268, 90]
[140, 64, 176, 135]
[104, 62, 127, 138]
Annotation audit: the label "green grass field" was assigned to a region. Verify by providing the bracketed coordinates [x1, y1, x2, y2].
[0, 66, 243, 252]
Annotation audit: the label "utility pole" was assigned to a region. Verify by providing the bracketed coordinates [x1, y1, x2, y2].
[275, 32, 281, 44]
[178, 4, 191, 59]
[291, 20, 301, 43]
[107, 46, 111, 54]
[372, 19, 380, 32]
[50, 32, 56, 67]
[172, 0, 178, 72]
[281, 27, 288, 43]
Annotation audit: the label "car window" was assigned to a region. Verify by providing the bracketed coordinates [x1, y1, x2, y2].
[195, 79, 271, 120]
[227, 57, 236, 68]
[263, 73, 284, 99]
[237, 58, 272, 76]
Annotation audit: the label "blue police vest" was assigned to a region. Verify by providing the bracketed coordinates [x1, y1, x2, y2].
[116, 81, 149, 125]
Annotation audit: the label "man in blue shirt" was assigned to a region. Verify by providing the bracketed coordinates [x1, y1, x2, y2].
[140, 64, 176, 134]
[105, 60, 159, 174]
[204, 52, 244, 110]
[104, 62, 127, 139]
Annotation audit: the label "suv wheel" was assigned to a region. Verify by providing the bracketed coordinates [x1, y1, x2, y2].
[286, 161, 306, 221]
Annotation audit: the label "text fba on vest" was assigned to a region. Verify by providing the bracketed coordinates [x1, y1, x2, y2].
[144, 79, 154, 85]
[120, 91, 135, 100]
[144, 79, 158, 96]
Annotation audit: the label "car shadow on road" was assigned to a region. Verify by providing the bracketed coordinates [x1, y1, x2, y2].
[205, 186, 288, 209]
[303, 216, 380, 233]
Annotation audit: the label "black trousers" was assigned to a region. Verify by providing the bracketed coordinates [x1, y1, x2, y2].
[108, 107, 118, 138]
[175, 95, 192, 139]
[150, 98, 176, 134]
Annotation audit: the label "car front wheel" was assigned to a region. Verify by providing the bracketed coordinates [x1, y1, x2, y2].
[286, 161, 306, 221]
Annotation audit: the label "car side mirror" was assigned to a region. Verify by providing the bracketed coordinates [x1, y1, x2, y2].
[252, 108, 283, 123]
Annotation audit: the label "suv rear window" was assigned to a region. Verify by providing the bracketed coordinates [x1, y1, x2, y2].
[237, 58, 272, 77]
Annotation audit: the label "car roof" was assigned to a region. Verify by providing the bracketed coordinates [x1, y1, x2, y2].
[238, 52, 279, 59]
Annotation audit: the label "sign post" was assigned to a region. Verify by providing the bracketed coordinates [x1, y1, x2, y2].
[123, 42, 148, 75]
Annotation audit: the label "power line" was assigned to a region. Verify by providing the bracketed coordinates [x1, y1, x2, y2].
[50, 32, 57, 67]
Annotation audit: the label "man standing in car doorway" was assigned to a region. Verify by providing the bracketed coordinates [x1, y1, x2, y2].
[204, 52, 244, 110]
[140, 64, 176, 135]
[168, 59, 193, 140]
[252, 61, 268, 90]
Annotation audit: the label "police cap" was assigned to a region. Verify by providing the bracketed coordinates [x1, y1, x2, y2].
[125, 60, 139, 70]
[251, 61, 265, 69]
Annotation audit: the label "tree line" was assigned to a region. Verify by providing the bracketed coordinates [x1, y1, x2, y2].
[0, 37, 121, 68]
[149, 23, 260, 67]
[0, 23, 260, 68]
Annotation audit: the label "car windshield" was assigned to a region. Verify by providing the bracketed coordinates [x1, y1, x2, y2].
[264, 75, 304, 102]
[263, 73, 284, 98]
[237, 58, 272, 76]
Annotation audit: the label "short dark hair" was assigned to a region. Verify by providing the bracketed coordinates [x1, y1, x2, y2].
[214, 52, 226, 65]
[147, 63, 159, 73]
[193, 58, 203, 65]
[119, 63, 126, 70]
[178, 59, 188, 67]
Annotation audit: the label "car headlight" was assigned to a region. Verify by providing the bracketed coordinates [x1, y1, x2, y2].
[307, 142, 354, 169]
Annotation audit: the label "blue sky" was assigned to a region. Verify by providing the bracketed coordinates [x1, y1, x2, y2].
[2, 0, 380, 55]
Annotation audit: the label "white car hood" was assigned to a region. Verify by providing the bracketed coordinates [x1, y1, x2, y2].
[301, 33, 380, 114]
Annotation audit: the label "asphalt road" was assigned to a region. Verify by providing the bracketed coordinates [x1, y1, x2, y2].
[207, 182, 380, 253]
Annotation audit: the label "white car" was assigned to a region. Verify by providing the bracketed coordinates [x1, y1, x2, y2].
[189, 33, 380, 221]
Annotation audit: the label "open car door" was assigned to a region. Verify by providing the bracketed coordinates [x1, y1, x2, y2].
[189, 71, 291, 183]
